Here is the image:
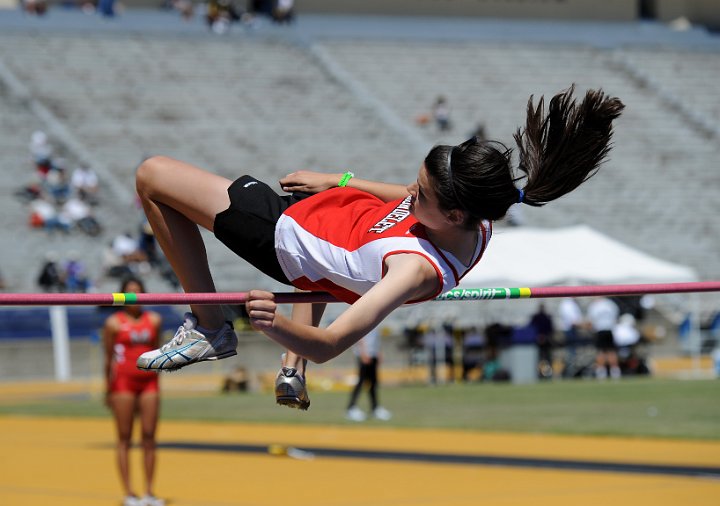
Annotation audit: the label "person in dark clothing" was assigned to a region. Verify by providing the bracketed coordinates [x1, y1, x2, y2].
[530, 303, 555, 378]
[346, 328, 392, 422]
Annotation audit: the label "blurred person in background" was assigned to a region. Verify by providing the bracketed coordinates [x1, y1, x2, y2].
[37, 252, 65, 292]
[103, 276, 165, 506]
[432, 95, 452, 131]
[29, 130, 52, 177]
[63, 251, 91, 293]
[424, 319, 455, 384]
[43, 159, 72, 204]
[346, 327, 392, 422]
[587, 296, 621, 379]
[558, 297, 584, 376]
[70, 162, 99, 205]
[272, 0, 295, 23]
[529, 303, 555, 379]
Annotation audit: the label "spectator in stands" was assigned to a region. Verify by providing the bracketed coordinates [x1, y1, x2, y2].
[29, 130, 52, 178]
[529, 303, 555, 378]
[43, 159, 72, 204]
[22, 0, 48, 15]
[272, 0, 294, 23]
[346, 328, 392, 422]
[29, 195, 70, 234]
[432, 95, 452, 131]
[37, 253, 65, 292]
[71, 163, 99, 205]
[97, 0, 116, 18]
[62, 196, 102, 236]
[587, 297, 621, 379]
[206, 0, 241, 34]
[113, 231, 149, 265]
[64, 252, 91, 293]
[104, 232, 151, 279]
[103, 276, 165, 506]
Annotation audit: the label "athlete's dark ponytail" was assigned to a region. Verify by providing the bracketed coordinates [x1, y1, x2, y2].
[424, 85, 625, 226]
[515, 86, 625, 207]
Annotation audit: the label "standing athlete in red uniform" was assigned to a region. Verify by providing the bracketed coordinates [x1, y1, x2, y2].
[104, 276, 165, 506]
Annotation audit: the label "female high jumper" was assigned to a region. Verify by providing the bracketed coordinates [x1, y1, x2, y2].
[135, 86, 624, 409]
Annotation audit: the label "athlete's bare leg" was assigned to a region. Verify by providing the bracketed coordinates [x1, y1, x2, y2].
[110, 393, 137, 498]
[138, 392, 160, 497]
[136, 156, 231, 329]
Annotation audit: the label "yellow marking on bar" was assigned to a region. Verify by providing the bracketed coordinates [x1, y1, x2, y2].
[519, 288, 531, 298]
[112, 293, 125, 306]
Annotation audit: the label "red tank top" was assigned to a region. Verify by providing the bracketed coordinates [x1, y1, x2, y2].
[275, 187, 491, 304]
[111, 311, 159, 376]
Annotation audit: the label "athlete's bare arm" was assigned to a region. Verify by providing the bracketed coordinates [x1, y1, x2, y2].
[279, 170, 409, 203]
[246, 254, 438, 363]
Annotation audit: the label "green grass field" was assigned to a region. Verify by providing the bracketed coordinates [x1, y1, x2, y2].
[1, 378, 718, 440]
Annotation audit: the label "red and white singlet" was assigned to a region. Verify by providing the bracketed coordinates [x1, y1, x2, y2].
[275, 187, 491, 304]
[109, 311, 159, 394]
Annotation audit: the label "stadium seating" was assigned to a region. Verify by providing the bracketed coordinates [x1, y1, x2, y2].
[0, 12, 718, 321]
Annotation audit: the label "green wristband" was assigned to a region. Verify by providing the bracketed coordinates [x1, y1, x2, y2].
[338, 171, 354, 187]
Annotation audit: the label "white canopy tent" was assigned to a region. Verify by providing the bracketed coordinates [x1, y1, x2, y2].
[450, 225, 705, 379]
[458, 225, 698, 288]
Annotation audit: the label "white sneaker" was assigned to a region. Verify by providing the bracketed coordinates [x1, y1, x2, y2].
[123, 496, 142, 506]
[373, 406, 392, 421]
[136, 313, 238, 371]
[141, 495, 165, 506]
[346, 406, 366, 422]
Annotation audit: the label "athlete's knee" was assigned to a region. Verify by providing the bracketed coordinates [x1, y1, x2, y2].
[117, 433, 132, 446]
[136, 156, 173, 197]
[141, 431, 156, 446]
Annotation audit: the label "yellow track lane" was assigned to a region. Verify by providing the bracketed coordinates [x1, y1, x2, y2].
[1, 417, 718, 506]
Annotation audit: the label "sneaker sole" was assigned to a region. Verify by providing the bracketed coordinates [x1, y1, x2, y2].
[137, 349, 237, 372]
[276, 395, 310, 410]
[275, 382, 310, 410]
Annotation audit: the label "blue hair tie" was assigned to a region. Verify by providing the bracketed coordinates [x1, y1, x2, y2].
[517, 188, 525, 204]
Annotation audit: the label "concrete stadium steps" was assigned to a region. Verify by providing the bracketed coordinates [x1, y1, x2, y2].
[317, 41, 620, 144]
[615, 47, 720, 131]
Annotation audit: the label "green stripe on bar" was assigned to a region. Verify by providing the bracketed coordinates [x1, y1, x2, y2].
[124, 293, 138, 304]
[435, 287, 533, 301]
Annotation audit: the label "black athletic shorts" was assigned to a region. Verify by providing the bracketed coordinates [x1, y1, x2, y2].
[595, 330, 616, 351]
[213, 175, 311, 285]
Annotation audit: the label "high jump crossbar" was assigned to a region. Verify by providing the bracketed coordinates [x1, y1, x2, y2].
[0, 281, 719, 306]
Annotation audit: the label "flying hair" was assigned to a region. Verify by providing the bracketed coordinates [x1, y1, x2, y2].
[513, 85, 626, 207]
[424, 85, 625, 224]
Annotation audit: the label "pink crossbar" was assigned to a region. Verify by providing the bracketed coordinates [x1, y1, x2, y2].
[0, 281, 718, 306]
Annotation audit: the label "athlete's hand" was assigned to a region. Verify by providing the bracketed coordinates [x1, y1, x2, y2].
[246, 290, 278, 330]
[279, 170, 343, 194]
